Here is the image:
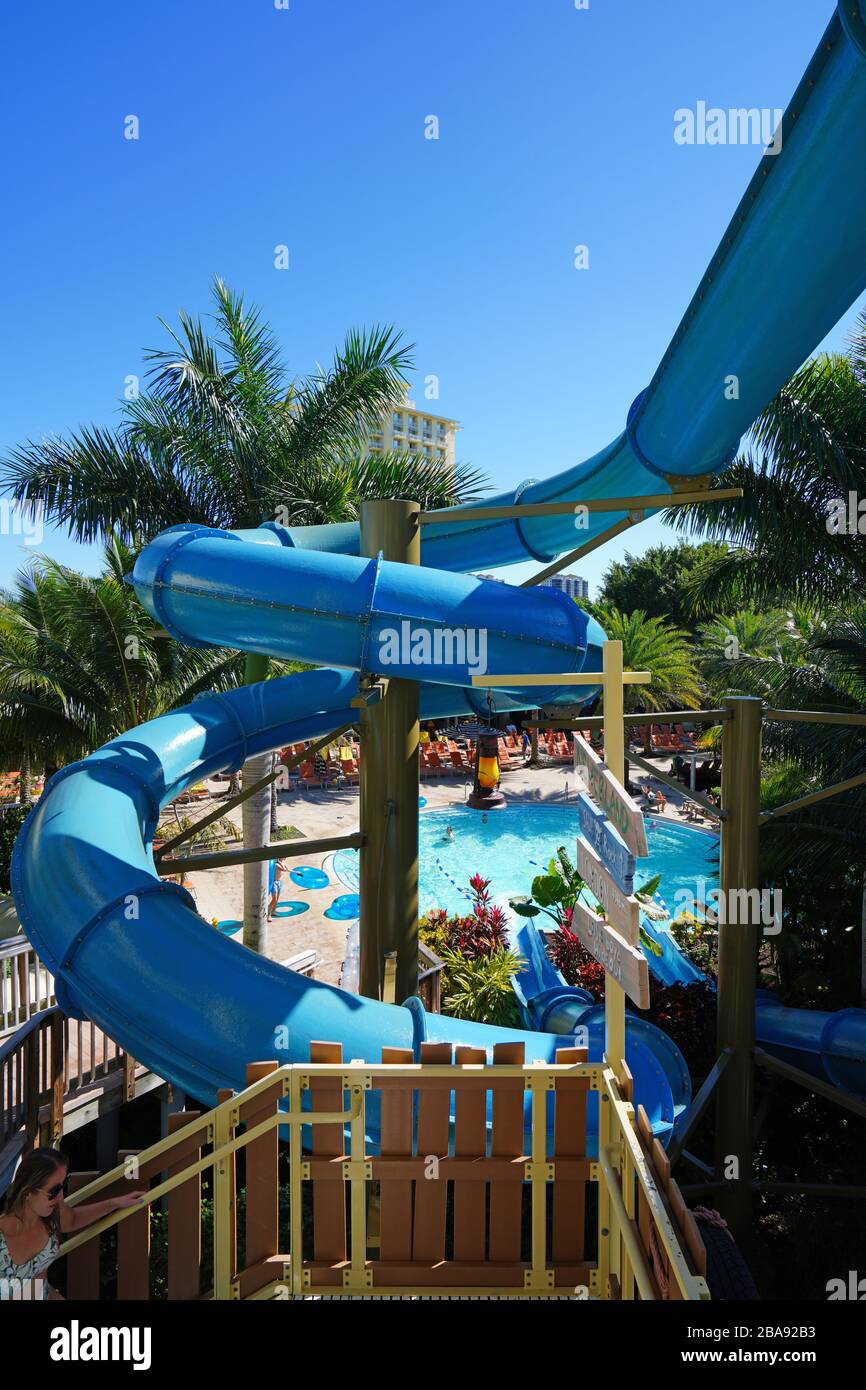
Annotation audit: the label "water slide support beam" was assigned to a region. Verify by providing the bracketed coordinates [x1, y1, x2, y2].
[715, 696, 763, 1238]
[358, 500, 421, 1003]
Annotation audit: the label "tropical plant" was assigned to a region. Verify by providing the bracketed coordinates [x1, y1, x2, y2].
[584, 606, 703, 716]
[419, 874, 510, 960]
[509, 845, 666, 954]
[440, 947, 524, 1027]
[0, 805, 29, 894]
[0, 537, 252, 774]
[1, 277, 488, 541]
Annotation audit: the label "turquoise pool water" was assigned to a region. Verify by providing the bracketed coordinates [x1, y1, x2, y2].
[332, 804, 719, 919]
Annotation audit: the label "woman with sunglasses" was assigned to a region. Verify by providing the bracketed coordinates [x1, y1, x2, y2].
[0, 1147, 145, 1300]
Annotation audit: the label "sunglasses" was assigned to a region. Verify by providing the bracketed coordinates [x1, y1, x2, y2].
[39, 1177, 68, 1200]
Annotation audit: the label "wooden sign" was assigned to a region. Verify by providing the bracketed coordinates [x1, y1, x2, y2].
[576, 794, 635, 895]
[571, 902, 650, 1009]
[577, 835, 641, 945]
[573, 736, 648, 858]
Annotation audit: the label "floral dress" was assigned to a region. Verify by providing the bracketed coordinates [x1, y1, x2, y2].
[0, 1224, 59, 1299]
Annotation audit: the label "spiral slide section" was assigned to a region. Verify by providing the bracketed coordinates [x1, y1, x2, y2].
[11, 3, 866, 1145]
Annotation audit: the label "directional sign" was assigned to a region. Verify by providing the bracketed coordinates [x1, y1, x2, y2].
[576, 793, 635, 894]
[571, 901, 650, 1010]
[573, 736, 648, 858]
[576, 835, 640, 945]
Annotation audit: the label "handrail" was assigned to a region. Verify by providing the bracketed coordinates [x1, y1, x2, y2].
[763, 707, 866, 726]
[0, 1003, 61, 1064]
[601, 1065, 709, 1300]
[55, 1056, 708, 1301]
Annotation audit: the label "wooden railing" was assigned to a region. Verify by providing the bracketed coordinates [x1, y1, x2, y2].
[54, 1042, 709, 1300]
[1, 933, 56, 1035]
[0, 1005, 138, 1184]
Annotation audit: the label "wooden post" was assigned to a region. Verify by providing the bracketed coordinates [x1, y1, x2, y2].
[167, 1111, 202, 1301]
[715, 695, 762, 1237]
[47, 1012, 65, 1147]
[601, 641, 627, 1081]
[243, 1062, 280, 1277]
[65, 1172, 101, 1299]
[213, 1087, 237, 1299]
[359, 499, 420, 1003]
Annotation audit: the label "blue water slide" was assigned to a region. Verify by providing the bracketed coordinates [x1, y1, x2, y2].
[11, 3, 866, 1149]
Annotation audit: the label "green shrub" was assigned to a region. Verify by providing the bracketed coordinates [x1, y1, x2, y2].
[440, 947, 524, 1027]
[0, 805, 29, 894]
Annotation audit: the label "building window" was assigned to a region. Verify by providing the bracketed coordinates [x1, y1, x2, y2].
[437, 423, 447, 441]
[392, 412, 403, 433]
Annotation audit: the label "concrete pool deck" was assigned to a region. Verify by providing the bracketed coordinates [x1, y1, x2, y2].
[187, 753, 720, 986]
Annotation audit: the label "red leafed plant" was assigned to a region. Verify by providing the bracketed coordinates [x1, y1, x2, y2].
[547, 926, 608, 999]
[420, 874, 510, 959]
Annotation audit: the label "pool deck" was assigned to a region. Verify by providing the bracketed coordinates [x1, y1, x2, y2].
[188, 753, 718, 986]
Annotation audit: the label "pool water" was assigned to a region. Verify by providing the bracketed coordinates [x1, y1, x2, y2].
[332, 804, 719, 919]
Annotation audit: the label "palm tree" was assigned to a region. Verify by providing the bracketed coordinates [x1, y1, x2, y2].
[1, 277, 489, 951]
[0, 537, 251, 772]
[697, 605, 866, 872]
[1, 277, 487, 539]
[584, 605, 702, 788]
[587, 604, 702, 728]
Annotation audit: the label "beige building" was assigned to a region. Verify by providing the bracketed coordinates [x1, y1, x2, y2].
[367, 384, 460, 471]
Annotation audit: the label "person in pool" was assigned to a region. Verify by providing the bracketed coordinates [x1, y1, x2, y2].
[0, 1148, 145, 1300]
[443, 825, 455, 842]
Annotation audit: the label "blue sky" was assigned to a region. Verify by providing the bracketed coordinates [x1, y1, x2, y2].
[1, 0, 859, 594]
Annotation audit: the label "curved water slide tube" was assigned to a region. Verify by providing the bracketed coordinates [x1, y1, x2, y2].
[12, 4, 866, 1147]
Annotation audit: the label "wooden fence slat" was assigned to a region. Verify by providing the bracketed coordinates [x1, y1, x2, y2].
[24, 1030, 39, 1144]
[114, 1149, 150, 1300]
[243, 1062, 280, 1270]
[214, 1086, 238, 1285]
[452, 1045, 487, 1262]
[167, 1111, 202, 1301]
[65, 1171, 101, 1299]
[552, 1045, 588, 1263]
[48, 1013, 65, 1147]
[309, 1040, 346, 1264]
[488, 1041, 525, 1262]
[379, 1046, 414, 1262]
[412, 1042, 452, 1263]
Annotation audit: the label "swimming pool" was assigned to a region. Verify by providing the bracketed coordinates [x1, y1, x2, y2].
[331, 804, 719, 920]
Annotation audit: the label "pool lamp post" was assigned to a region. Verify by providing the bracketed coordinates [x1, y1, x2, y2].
[467, 729, 507, 809]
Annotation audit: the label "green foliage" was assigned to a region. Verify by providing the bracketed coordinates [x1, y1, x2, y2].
[440, 947, 524, 1027]
[0, 537, 260, 770]
[580, 606, 702, 714]
[0, 805, 29, 894]
[597, 540, 729, 630]
[669, 911, 718, 978]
